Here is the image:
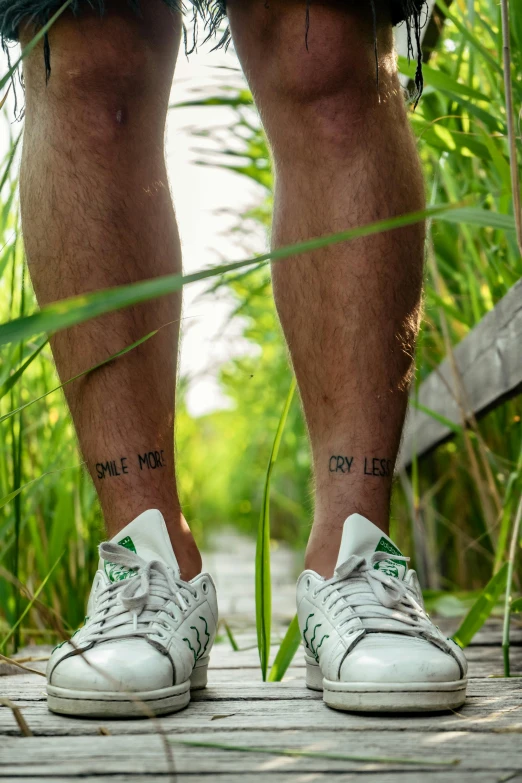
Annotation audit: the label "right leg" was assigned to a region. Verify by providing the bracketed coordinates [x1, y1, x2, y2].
[20, 0, 201, 578]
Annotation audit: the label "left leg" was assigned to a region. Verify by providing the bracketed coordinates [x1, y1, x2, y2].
[228, 0, 468, 713]
[227, 0, 425, 576]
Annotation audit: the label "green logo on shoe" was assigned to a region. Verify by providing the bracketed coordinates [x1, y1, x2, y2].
[182, 616, 211, 664]
[118, 536, 137, 553]
[105, 535, 138, 582]
[302, 613, 329, 663]
[374, 536, 404, 579]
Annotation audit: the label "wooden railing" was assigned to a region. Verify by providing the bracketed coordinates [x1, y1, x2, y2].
[398, 277, 522, 470]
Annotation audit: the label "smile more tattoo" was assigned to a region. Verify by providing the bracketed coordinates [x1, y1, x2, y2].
[329, 455, 392, 478]
[95, 450, 166, 480]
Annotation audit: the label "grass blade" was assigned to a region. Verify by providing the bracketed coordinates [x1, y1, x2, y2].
[256, 378, 296, 680]
[0, 653, 46, 677]
[0, 203, 474, 348]
[493, 440, 522, 573]
[0, 464, 84, 511]
[222, 620, 239, 652]
[438, 208, 516, 232]
[452, 562, 509, 648]
[0, 698, 32, 736]
[169, 739, 459, 766]
[500, 0, 522, 254]
[0, 339, 47, 401]
[267, 614, 302, 682]
[398, 56, 490, 103]
[502, 494, 522, 676]
[410, 400, 463, 435]
[0, 329, 158, 424]
[435, 0, 502, 74]
[0, 132, 23, 195]
[0, 0, 73, 92]
[0, 553, 63, 652]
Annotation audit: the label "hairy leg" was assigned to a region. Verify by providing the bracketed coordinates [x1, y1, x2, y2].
[228, 0, 425, 576]
[20, 1, 201, 577]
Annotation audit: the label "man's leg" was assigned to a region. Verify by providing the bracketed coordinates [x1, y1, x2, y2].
[20, 0, 201, 578]
[228, 0, 425, 577]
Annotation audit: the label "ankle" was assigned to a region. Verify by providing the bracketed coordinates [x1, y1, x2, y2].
[175, 539, 203, 582]
[304, 541, 339, 580]
[305, 509, 390, 578]
[165, 515, 202, 581]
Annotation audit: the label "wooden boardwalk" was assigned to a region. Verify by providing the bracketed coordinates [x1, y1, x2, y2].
[1, 535, 522, 782]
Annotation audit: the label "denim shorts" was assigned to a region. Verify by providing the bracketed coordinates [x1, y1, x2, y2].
[0, 0, 428, 101]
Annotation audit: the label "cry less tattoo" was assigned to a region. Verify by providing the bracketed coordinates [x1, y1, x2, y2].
[329, 455, 392, 478]
[95, 450, 166, 480]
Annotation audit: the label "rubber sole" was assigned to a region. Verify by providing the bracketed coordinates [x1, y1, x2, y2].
[306, 660, 467, 713]
[47, 661, 208, 718]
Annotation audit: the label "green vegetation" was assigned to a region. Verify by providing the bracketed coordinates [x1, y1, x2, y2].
[0, 0, 521, 675]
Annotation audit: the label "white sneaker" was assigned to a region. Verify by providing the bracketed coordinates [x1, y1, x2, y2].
[296, 514, 467, 712]
[47, 509, 218, 718]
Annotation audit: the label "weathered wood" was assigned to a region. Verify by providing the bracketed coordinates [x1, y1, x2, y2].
[1, 681, 521, 737]
[398, 277, 522, 468]
[2, 728, 522, 775]
[7, 776, 522, 783]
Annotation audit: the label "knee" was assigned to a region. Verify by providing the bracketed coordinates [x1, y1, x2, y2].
[276, 10, 392, 101]
[230, 1, 399, 151]
[21, 3, 180, 147]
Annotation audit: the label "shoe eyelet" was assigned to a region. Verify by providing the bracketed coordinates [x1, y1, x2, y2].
[305, 578, 311, 591]
[202, 582, 208, 594]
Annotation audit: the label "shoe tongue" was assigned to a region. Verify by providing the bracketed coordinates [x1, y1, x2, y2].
[335, 513, 406, 580]
[101, 509, 181, 582]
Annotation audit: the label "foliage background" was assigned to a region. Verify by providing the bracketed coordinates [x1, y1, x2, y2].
[0, 0, 521, 647]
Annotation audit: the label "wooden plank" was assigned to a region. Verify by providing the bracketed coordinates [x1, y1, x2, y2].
[8, 776, 522, 783]
[398, 277, 522, 468]
[2, 729, 522, 775]
[1, 680, 521, 737]
[2, 629, 519, 782]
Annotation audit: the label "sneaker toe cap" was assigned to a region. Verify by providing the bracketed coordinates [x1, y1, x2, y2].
[339, 634, 463, 684]
[49, 639, 174, 692]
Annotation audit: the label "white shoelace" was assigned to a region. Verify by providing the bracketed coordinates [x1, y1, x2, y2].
[314, 552, 432, 636]
[80, 543, 197, 645]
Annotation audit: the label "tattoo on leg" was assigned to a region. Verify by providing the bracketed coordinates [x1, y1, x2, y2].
[95, 450, 166, 479]
[364, 457, 392, 478]
[329, 456, 354, 474]
[138, 450, 167, 471]
[96, 458, 129, 480]
[328, 456, 392, 478]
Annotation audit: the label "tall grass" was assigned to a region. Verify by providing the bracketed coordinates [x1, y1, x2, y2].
[0, 0, 520, 667]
